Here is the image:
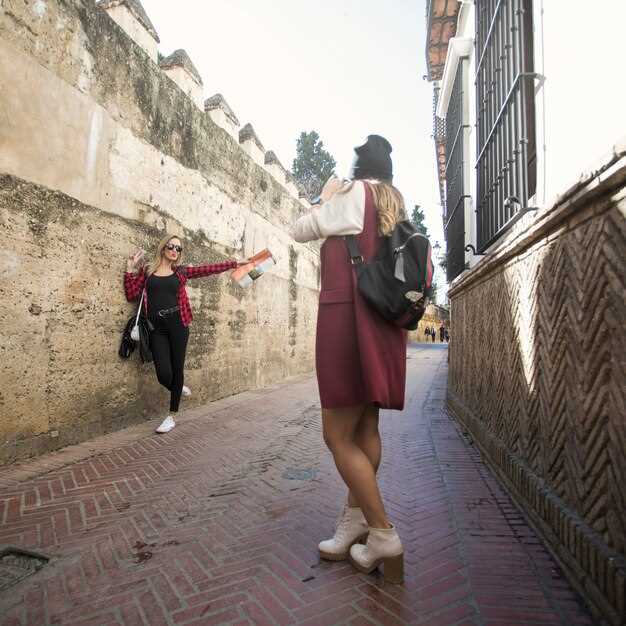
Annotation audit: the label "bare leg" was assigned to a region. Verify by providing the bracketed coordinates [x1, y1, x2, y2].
[347, 405, 381, 507]
[322, 405, 389, 529]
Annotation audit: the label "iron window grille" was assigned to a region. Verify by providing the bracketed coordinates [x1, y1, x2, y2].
[475, 0, 537, 252]
[445, 59, 470, 282]
[433, 86, 447, 211]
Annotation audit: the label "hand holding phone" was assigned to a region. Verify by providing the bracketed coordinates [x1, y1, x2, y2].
[320, 175, 344, 203]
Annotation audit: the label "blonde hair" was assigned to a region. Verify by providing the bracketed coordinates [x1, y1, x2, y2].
[338, 179, 405, 236]
[145, 233, 184, 276]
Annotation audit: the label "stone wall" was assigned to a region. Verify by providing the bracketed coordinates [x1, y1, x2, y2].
[447, 149, 626, 625]
[0, 0, 320, 464]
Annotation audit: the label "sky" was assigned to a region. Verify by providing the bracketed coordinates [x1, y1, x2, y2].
[142, 0, 447, 293]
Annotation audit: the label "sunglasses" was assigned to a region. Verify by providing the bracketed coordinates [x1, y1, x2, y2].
[165, 243, 183, 253]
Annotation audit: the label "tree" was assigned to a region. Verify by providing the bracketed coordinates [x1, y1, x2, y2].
[410, 205, 429, 237]
[292, 131, 336, 199]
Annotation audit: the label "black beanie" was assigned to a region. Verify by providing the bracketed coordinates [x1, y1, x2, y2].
[350, 135, 393, 181]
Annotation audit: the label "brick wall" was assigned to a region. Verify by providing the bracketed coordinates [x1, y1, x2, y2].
[446, 151, 626, 624]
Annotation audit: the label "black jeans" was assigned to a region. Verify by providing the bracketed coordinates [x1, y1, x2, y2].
[149, 312, 189, 412]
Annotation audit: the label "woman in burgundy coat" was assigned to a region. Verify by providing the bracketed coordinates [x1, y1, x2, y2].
[291, 135, 407, 583]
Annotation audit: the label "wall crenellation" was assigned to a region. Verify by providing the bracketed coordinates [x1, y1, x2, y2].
[159, 49, 203, 85]
[205, 94, 240, 125]
[264, 151, 289, 187]
[205, 93, 240, 141]
[158, 48, 204, 109]
[0, 0, 315, 260]
[238, 122, 266, 167]
[96, 0, 160, 62]
[96, 0, 306, 206]
[98, 0, 160, 41]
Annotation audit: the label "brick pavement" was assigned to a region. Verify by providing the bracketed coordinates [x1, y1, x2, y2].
[0, 344, 595, 626]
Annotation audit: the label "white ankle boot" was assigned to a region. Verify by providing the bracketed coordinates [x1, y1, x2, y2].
[319, 505, 368, 561]
[349, 524, 404, 583]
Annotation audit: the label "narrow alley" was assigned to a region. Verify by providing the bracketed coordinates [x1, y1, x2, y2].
[0, 345, 593, 625]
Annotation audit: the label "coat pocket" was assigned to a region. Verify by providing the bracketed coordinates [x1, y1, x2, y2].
[319, 287, 353, 304]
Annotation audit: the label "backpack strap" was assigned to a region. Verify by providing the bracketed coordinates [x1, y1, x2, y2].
[344, 235, 364, 265]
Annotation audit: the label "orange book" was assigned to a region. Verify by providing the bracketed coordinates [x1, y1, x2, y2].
[230, 249, 276, 288]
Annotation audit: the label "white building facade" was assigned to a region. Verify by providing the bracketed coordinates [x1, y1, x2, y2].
[429, 0, 626, 282]
[426, 3, 626, 624]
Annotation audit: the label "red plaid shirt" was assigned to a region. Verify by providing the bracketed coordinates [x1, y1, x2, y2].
[124, 262, 237, 327]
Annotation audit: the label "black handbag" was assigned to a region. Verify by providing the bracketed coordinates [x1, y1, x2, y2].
[119, 291, 154, 362]
[345, 220, 434, 330]
[119, 316, 136, 359]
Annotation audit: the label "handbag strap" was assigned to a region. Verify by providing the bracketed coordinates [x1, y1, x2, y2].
[134, 289, 145, 326]
[344, 235, 364, 265]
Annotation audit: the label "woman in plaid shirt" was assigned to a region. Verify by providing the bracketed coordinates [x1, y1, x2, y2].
[125, 234, 246, 433]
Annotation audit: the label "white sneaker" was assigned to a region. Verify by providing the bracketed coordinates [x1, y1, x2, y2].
[318, 505, 368, 561]
[181, 386, 191, 397]
[155, 416, 176, 433]
[349, 524, 404, 583]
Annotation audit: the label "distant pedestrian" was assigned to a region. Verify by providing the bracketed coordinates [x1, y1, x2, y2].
[445, 328, 450, 342]
[439, 325, 445, 342]
[431, 326, 436, 343]
[291, 135, 405, 584]
[424, 326, 431, 341]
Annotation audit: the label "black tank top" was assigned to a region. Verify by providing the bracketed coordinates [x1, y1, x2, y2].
[147, 272, 179, 314]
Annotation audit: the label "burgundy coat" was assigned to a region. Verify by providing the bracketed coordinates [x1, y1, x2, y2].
[315, 183, 407, 410]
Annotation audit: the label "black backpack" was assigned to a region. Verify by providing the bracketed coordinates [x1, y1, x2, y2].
[346, 220, 434, 330]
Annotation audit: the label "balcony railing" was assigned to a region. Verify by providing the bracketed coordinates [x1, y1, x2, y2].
[445, 59, 469, 282]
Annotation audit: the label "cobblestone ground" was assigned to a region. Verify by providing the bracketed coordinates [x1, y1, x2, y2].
[0, 344, 595, 626]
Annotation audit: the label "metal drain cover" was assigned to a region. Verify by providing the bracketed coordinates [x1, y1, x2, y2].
[0, 547, 49, 591]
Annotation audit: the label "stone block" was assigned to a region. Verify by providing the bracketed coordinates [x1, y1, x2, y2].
[239, 123, 265, 166]
[205, 93, 240, 140]
[264, 151, 287, 186]
[159, 49, 204, 109]
[97, 0, 159, 62]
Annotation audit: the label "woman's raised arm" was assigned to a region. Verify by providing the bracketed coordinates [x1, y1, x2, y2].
[123, 249, 146, 301]
[183, 260, 239, 279]
[290, 180, 365, 243]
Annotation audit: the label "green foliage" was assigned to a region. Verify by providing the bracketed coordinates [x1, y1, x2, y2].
[292, 131, 336, 199]
[410, 205, 429, 237]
